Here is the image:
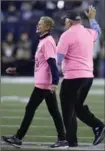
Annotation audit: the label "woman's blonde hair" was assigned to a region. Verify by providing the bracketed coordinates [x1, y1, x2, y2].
[40, 16, 55, 30]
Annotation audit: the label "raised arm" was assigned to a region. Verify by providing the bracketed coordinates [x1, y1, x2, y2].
[89, 19, 101, 38]
[85, 5, 102, 39]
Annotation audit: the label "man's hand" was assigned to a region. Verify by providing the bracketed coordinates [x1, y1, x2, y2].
[51, 84, 58, 92]
[85, 5, 96, 19]
[6, 67, 17, 74]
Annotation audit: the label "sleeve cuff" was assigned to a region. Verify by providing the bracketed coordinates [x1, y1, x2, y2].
[89, 19, 97, 24]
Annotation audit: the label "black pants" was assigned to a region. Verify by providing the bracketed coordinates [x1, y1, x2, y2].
[60, 78, 103, 145]
[16, 87, 65, 140]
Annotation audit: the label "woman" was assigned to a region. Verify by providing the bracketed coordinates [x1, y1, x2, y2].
[2, 16, 68, 149]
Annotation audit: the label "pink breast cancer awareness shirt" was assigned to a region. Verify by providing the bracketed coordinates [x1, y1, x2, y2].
[34, 35, 56, 90]
[57, 24, 98, 79]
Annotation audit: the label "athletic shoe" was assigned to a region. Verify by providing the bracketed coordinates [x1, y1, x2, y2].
[50, 140, 69, 149]
[1, 135, 22, 148]
[93, 125, 105, 145]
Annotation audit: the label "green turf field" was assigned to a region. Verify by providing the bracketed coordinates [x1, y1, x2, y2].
[1, 78, 105, 150]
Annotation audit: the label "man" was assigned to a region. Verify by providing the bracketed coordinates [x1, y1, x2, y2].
[2, 16, 68, 149]
[57, 6, 105, 147]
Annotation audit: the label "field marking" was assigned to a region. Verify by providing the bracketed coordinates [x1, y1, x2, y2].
[1, 125, 54, 129]
[1, 89, 104, 104]
[1, 135, 97, 140]
[2, 141, 98, 145]
[1, 125, 101, 130]
[1, 107, 104, 114]
[1, 116, 51, 120]
[1, 77, 104, 86]
[0, 135, 94, 139]
[1, 114, 104, 120]
[1, 138, 104, 150]
[89, 89, 104, 95]
[1, 141, 104, 151]
[1, 141, 100, 145]
[1, 100, 104, 108]
[1, 108, 104, 113]
[25, 136, 94, 139]
[1, 141, 104, 146]
[1, 96, 104, 104]
[1, 146, 104, 151]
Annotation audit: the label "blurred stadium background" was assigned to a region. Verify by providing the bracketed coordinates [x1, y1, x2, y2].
[1, 0, 105, 150]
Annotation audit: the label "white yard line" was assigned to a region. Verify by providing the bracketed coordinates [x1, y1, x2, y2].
[1, 141, 104, 151]
[89, 89, 104, 95]
[26, 135, 94, 139]
[0, 141, 94, 145]
[1, 90, 104, 104]
[1, 125, 104, 130]
[1, 144, 104, 151]
[0, 135, 95, 139]
[1, 101, 104, 108]
[1, 108, 104, 113]
[1, 116, 51, 120]
[1, 77, 104, 86]
[1, 125, 54, 129]
[1, 96, 104, 103]
[1, 114, 104, 120]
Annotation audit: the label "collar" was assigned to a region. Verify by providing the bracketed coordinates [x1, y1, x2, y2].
[39, 32, 50, 40]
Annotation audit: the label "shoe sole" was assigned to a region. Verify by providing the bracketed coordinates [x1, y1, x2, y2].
[1, 136, 21, 148]
[93, 126, 105, 145]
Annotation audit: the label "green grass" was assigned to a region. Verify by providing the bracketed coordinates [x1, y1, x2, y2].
[1, 83, 104, 151]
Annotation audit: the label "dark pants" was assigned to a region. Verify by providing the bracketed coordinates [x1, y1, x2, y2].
[16, 87, 65, 140]
[60, 78, 103, 145]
